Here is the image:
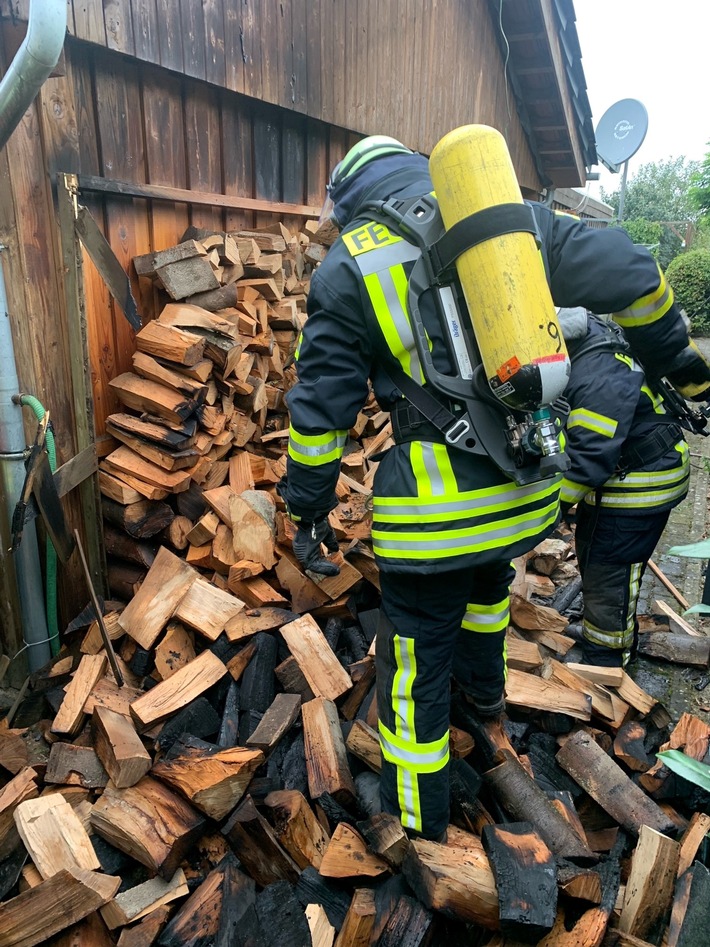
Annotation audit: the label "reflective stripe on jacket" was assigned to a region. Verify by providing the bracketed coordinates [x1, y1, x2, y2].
[283, 156, 694, 568]
[561, 319, 689, 515]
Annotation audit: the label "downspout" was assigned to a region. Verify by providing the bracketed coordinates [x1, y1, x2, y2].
[0, 0, 67, 671]
[0, 0, 67, 151]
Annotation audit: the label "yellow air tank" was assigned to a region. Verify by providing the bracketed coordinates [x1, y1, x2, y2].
[429, 124, 570, 411]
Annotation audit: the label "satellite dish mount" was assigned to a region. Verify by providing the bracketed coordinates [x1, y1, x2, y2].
[594, 99, 648, 221]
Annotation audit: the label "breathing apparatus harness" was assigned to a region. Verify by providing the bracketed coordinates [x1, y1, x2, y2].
[566, 315, 706, 478]
[357, 191, 568, 485]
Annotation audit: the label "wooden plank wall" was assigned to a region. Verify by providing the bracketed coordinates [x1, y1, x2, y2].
[47, 0, 541, 191]
[0, 30, 348, 631]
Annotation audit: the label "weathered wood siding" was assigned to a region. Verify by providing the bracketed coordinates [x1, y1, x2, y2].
[0, 0, 547, 633]
[57, 0, 541, 190]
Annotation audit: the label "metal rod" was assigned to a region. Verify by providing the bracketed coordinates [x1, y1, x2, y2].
[73, 528, 124, 687]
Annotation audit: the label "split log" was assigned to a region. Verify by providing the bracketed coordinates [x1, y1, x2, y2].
[556, 730, 677, 837]
[482, 822, 557, 941]
[306, 903, 336, 947]
[510, 595, 569, 633]
[151, 736, 263, 820]
[104, 446, 192, 493]
[637, 633, 710, 667]
[51, 654, 107, 737]
[263, 789, 331, 870]
[101, 497, 174, 539]
[117, 546, 197, 650]
[103, 525, 156, 568]
[504, 668, 591, 721]
[222, 794, 300, 887]
[131, 649, 228, 729]
[44, 743, 108, 790]
[318, 823, 390, 879]
[345, 719, 381, 773]
[0, 869, 120, 947]
[156, 255, 220, 300]
[302, 698, 357, 806]
[246, 693, 301, 751]
[115, 905, 171, 946]
[613, 720, 654, 773]
[92, 706, 152, 788]
[402, 834, 499, 928]
[13, 793, 100, 879]
[107, 410, 198, 449]
[450, 758, 495, 836]
[0, 767, 39, 859]
[618, 825, 679, 944]
[109, 373, 197, 424]
[254, 880, 312, 947]
[357, 812, 409, 871]
[90, 776, 206, 879]
[677, 812, 710, 876]
[173, 576, 244, 641]
[100, 868, 188, 930]
[280, 614, 353, 701]
[483, 752, 595, 861]
[80, 611, 124, 655]
[333, 888, 376, 947]
[157, 853, 261, 947]
[154, 621, 196, 679]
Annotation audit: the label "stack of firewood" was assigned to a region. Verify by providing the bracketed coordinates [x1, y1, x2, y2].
[2, 222, 710, 944]
[99, 220, 383, 605]
[3, 523, 710, 945]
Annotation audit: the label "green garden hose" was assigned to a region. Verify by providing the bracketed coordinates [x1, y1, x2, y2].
[19, 394, 59, 656]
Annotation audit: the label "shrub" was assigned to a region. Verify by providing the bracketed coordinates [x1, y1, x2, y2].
[666, 249, 710, 334]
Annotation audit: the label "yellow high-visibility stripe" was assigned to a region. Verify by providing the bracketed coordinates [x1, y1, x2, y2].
[288, 426, 347, 466]
[567, 408, 618, 438]
[462, 597, 510, 633]
[390, 635, 422, 831]
[614, 268, 673, 328]
[363, 272, 415, 379]
[560, 477, 590, 506]
[372, 502, 559, 559]
[374, 476, 560, 522]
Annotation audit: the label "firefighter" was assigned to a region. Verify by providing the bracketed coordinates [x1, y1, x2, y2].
[557, 308, 690, 667]
[281, 134, 710, 841]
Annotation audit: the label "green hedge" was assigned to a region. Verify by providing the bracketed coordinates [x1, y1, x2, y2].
[666, 249, 710, 334]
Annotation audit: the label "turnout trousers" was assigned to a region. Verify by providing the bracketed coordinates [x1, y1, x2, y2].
[376, 560, 514, 840]
[576, 504, 671, 667]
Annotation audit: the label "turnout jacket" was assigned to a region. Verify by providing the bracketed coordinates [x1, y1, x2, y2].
[559, 313, 689, 515]
[284, 154, 696, 573]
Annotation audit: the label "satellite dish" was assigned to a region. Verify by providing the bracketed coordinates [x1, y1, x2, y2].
[595, 99, 648, 172]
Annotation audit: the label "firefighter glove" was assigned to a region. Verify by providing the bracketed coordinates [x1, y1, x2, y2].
[292, 518, 341, 576]
[666, 343, 710, 401]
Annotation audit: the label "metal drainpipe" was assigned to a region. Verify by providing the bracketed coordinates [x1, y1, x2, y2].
[0, 0, 67, 151]
[0, 0, 67, 670]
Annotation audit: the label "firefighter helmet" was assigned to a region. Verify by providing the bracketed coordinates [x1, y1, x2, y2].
[328, 135, 413, 192]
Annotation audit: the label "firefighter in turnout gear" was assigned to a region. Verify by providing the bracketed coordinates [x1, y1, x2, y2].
[281, 134, 710, 841]
[557, 308, 691, 667]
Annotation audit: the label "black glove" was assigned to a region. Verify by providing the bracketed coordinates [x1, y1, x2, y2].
[292, 518, 341, 576]
[666, 344, 710, 401]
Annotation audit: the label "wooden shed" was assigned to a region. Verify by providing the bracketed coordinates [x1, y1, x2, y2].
[0, 0, 595, 669]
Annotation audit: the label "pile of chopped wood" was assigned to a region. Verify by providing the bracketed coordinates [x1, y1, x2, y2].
[2, 225, 710, 946]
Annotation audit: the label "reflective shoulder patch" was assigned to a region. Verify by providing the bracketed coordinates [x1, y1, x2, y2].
[342, 221, 403, 257]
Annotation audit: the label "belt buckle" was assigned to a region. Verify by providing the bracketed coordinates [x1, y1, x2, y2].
[445, 418, 470, 445]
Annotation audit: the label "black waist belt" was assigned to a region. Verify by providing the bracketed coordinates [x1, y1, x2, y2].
[616, 423, 684, 475]
[391, 400, 450, 446]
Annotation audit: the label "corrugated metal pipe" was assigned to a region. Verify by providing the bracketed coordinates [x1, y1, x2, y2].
[0, 0, 66, 671]
[0, 0, 67, 152]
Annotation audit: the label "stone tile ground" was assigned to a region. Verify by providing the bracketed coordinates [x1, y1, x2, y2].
[629, 339, 710, 723]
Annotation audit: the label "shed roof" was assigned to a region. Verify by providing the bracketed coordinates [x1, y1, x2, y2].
[490, 0, 597, 187]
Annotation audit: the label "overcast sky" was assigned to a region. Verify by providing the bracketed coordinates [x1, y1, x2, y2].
[573, 0, 708, 197]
